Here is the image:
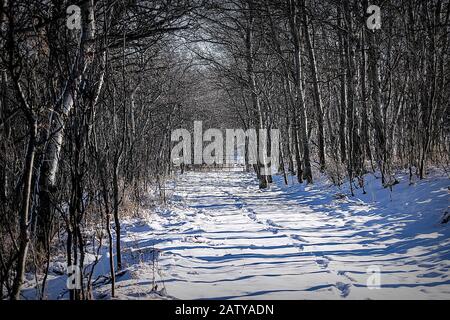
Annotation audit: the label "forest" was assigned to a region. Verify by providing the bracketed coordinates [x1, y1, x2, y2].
[0, 0, 448, 300]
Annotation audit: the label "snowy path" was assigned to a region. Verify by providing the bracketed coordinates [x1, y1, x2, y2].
[119, 171, 449, 300]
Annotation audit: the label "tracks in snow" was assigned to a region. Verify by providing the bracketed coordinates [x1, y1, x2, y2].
[216, 183, 353, 298]
[121, 171, 450, 300]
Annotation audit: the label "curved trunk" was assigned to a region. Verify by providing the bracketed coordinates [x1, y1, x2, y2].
[38, 0, 98, 244]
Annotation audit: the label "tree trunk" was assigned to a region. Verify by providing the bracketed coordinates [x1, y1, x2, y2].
[287, 0, 312, 184]
[337, 4, 347, 163]
[364, 0, 386, 183]
[302, 0, 326, 172]
[11, 118, 37, 300]
[246, 0, 269, 188]
[38, 0, 97, 242]
[112, 165, 122, 270]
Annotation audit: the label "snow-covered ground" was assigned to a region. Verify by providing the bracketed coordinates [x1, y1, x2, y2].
[115, 170, 449, 299]
[23, 170, 449, 299]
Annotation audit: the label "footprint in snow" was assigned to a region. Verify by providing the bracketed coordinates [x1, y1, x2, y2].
[183, 235, 210, 244]
[187, 270, 199, 275]
[335, 282, 351, 298]
[247, 213, 257, 220]
[315, 257, 330, 269]
[266, 226, 279, 234]
[290, 234, 308, 243]
[266, 219, 281, 228]
[337, 270, 356, 282]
